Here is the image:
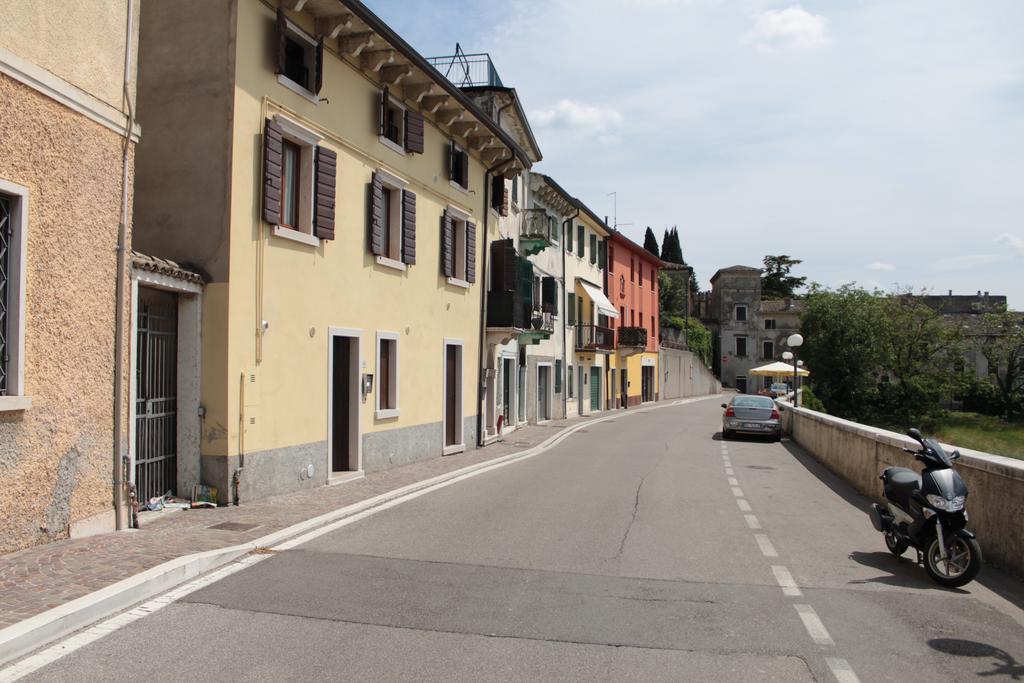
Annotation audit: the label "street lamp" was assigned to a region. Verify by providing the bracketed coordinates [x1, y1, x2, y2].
[782, 351, 793, 400]
[787, 333, 804, 407]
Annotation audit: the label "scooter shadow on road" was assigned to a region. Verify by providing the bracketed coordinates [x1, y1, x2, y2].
[779, 439, 1024, 610]
[847, 550, 969, 594]
[928, 638, 1024, 680]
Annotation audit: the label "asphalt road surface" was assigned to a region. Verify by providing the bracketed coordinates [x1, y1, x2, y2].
[21, 397, 1024, 681]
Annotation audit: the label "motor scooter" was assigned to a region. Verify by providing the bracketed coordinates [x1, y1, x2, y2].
[868, 428, 981, 588]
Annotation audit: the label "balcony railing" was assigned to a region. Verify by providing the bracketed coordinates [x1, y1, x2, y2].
[618, 326, 648, 349]
[520, 208, 556, 255]
[426, 50, 504, 88]
[576, 324, 615, 352]
[529, 310, 555, 334]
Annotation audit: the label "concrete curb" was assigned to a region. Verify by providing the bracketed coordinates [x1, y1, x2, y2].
[0, 393, 722, 666]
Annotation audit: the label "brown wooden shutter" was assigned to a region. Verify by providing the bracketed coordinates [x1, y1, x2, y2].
[502, 187, 509, 217]
[379, 87, 389, 137]
[448, 140, 456, 182]
[460, 150, 470, 188]
[401, 189, 416, 264]
[466, 221, 476, 283]
[490, 239, 516, 292]
[441, 211, 454, 277]
[275, 9, 287, 75]
[405, 110, 424, 154]
[369, 172, 385, 255]
[542, 276, 556, 313]
[314, 37, 324, 94]
[262, 119, 283, 224]
[490, 175, 502, 211]
[313, 146, 336, 240]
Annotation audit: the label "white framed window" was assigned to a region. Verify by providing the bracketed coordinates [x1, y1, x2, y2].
[0, 180, 29, 410]
[446, 204, 471, 283]
[276, 14, 321, 103]
[376, 168, 409, 270]
[735, 305, 748, 322]
[375, 332, 399, 419]
[379, 93, 407, 155]
[272, 115, 322, 245]
[449, 143, 470, 191]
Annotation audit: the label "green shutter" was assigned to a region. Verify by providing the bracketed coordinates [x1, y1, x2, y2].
[577, 225, 584, 257]
[598, 240, 607, 269]
[567, 293, 576, 324]
[517, 256, 533, 310]
[566, 221, 574, 252]
[590, 234, 597, 264]
[555, 359, 563, 394]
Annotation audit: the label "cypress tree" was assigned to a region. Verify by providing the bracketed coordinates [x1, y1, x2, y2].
[643, 227, 660, 257]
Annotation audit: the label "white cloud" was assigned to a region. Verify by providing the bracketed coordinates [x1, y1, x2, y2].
[749, 6, 831, 51]
[866, 261, 895, 272]
[996, 233, 1024, 256]
[933, 254, 1009, 271]
[532, 99, 623, 134]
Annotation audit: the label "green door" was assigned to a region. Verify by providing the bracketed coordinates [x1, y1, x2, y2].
[590, 367, 601, 411]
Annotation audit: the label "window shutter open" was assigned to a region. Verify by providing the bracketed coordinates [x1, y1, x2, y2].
[460, 150, 469, 188]
[542, 276, 556, 313]
[590, 235, 598, 264]
[441, 211, 454, 277]
[577, 225, 584, 257]
[262, 119, 283, 224]
[555, 360, 563, 394]
[313, 146, 336, 240]
[568, 293, 576, 324]
[405, 110, 424, 153]
[401, 189, 416, 264]
[275, 9, 287, 75]
[314, 37, 324, 94]
[448, 141, 456, 182]
[379, 87, 389, 137]
[369, 172, 385, 255]
[466, 221, 476, 283]
[598, 240, 606, 269]
[490, 175, 502, 211]
[502, 187, 509, 217]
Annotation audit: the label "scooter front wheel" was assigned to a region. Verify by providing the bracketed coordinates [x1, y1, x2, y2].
[924, 534, 981, 588]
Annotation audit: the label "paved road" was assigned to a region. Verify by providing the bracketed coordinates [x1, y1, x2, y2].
[20, 398, 1024, 681]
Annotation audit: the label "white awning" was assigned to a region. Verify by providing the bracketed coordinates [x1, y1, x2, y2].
[579, 280, 618, 318]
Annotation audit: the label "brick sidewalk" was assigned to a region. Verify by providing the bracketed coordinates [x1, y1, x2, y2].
[0, 409, 621, 631]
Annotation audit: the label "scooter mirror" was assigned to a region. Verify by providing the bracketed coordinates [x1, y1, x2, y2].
[951, 450, 961, 461]
[907, 428, 924, 443]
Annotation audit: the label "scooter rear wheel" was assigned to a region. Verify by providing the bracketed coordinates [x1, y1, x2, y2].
[884, 531, 908, 557]
[924, 534, 981, 588]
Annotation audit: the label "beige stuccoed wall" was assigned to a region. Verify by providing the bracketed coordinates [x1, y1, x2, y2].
[0, 0, 140, 111]
[0, 76, 133, 553]
[780, 404, 1024, 578]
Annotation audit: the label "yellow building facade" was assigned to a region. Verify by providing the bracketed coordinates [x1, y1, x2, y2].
[134, 0, 527, 502]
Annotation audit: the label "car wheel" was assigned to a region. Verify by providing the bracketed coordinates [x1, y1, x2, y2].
[722, 429, 733, 440]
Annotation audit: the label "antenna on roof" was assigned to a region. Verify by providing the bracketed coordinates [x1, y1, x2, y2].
[607, 192, 617, 228]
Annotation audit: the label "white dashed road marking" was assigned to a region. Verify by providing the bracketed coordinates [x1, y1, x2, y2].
[737, 498, 752, 512]
[794, 604, 835, 646]
[754, 534, 778, 557]
[771, 565, 802, 596]
[725, 467, 734, 475]
[826, 657, 861, 683]
[744, 514, 761, 529]
[731, 486, 745, 498]
[727, 477, 739, 486]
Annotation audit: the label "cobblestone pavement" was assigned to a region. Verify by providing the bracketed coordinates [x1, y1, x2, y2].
[0, 407, 648, 630]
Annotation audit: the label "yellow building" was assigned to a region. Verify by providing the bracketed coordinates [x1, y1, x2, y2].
[0, 0, 140, 550]
[133, 0, 529, 503]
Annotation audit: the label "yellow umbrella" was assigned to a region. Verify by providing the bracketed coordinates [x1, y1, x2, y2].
[749, 361, 810, 377]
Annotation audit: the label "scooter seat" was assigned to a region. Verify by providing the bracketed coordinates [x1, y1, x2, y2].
[883, 467, 921, 504]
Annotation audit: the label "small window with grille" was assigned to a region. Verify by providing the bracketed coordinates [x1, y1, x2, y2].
[0, 181, 28, 404]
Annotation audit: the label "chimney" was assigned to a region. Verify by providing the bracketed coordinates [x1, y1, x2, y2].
[948, 289, 952, 296]
[977, 291, 982, 296]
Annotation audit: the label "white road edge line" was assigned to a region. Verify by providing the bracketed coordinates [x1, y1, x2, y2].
[794, 604, 835, 646]
[737, 499, 752, 512]
[755, 534, 778, 557]
[0, 557, 266, 682]
[771, 565, 802, 596]
[0, 393, 729, 676]
[744, 514, 761, 530]
[825, 657, 860, 683]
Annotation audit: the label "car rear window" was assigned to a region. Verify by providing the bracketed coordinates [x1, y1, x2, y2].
[734, 397, 775, 408]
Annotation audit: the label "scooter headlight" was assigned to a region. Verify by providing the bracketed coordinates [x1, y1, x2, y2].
[926, 494, 965, 511]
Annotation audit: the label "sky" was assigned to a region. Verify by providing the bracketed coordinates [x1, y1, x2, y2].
[364, 0, 1024, 307]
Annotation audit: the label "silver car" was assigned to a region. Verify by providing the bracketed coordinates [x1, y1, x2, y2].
[722, 395, 781, 441]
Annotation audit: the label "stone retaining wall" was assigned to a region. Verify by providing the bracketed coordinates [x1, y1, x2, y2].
[780, 403, 1024, 578]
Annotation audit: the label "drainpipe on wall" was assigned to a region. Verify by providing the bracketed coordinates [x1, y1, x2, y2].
[561, 208, 579, 418]
[112, 0, 136, 531]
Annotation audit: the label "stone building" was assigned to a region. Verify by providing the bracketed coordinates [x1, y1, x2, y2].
[702, 266, 802, 393]
[0, 0, 140, 551]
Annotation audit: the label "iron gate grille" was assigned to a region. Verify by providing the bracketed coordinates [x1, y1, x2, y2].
[0, 195, 10, 395]
[135, 290, 178, 500]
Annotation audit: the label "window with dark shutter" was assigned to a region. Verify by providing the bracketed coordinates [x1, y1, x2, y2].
[401, 190, 416, 264]
[491, 175, 503, 212]
[466, 222, 476, 283]
[262, 119, 284, 225]
[502, 187, 509, 216]
[577, 225, 584, 258]
[490, 239, 516, 292]
[314, 38, 324, 94]
[441, 211, 454, 277]
[566, 222, 574, 252]
[590, 234, 597, 265]
[555, 360, 563, 394]
[313, 146, 336, 240]
[404, 110, 424, 154]
[598, 241, 606, 269]
[448, 143, 469, 189]
[567, 293, 576, 324]
[542, 276, 556, 314]
[369, 172, 385, 255]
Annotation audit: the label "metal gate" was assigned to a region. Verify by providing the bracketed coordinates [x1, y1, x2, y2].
[135, 288, 178, 500]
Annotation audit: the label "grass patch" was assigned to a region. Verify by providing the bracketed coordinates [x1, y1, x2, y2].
[921, 412, 1024, 460]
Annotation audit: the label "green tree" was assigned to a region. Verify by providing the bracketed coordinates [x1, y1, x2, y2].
[978, 307, 1024, 417]
[659, 271, 687, 318]
[761, 255, 807, 299]
[663, 314, 713, 367]
[660, 227, 683, 264]
[643, 227, 660, 257]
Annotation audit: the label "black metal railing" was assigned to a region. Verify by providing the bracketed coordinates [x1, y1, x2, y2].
[426, 50, 504, 88]
[618, 326, 648, 348]
[0, 195, 10, 395]
[576, 324, 614, 351]
[529, 311, 555, 334]
[522, 208, 554, 243]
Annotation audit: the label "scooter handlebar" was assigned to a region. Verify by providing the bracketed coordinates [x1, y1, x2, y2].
[902, 447, 918, 454]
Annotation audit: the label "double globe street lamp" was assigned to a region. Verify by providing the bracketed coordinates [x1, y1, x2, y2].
[784, 333, 804, 407]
